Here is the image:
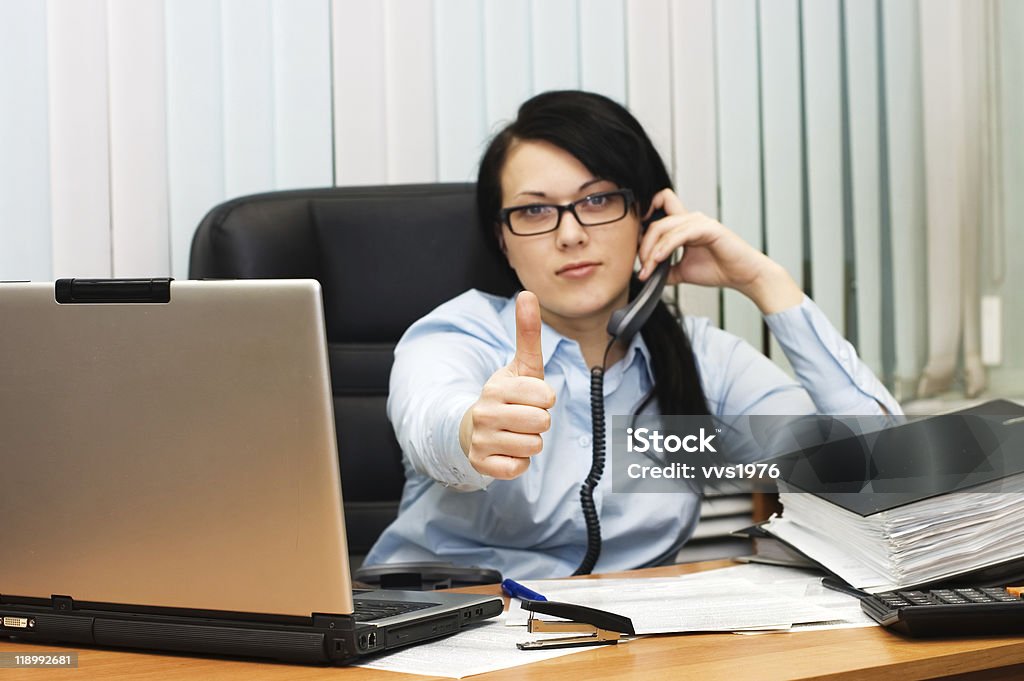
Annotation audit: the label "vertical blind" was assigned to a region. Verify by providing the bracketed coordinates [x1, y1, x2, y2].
[0, 0, 1017, 402]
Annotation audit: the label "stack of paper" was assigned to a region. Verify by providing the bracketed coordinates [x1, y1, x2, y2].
[765, 473, 1024, 593]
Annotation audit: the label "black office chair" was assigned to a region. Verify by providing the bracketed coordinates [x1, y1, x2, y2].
[189, 184, 517, 567]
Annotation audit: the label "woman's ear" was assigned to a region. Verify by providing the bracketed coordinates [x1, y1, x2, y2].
[496, 225, 508, 255]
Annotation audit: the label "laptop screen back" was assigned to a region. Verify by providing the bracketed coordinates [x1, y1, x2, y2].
[0, 280, 353, 617]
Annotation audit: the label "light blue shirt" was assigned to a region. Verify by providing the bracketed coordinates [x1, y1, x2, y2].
[364, 290, 901, 578]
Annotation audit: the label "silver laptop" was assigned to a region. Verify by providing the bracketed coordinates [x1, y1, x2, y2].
[0, 278, 501, 664]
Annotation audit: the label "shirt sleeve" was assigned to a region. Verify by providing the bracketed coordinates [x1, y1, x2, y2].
[692, 319, 817, 417]
[386, 300, 507, 492]
[687, 296, 901, 419]
[763, 295, 902, 416]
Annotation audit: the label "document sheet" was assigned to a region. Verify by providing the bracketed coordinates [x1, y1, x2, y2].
[504, 564, 871, 634]
[355, 613, 596, 678]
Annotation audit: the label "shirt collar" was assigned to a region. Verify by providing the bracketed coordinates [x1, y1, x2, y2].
[499, 295, 655, 377]
[620, 329, 653, 378]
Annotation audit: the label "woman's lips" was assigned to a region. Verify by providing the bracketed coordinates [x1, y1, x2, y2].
[556, 262, 599, 279]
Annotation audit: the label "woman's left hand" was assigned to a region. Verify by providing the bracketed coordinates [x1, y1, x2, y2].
[637, 188, 804, 315]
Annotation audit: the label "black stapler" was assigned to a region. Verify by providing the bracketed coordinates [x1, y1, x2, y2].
[516, 599, 635, 650]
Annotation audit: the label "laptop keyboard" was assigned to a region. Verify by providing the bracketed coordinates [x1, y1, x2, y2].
[352, 598, 439, 622]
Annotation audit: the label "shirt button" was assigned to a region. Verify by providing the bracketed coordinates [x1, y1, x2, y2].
[578, 435, 591, 448]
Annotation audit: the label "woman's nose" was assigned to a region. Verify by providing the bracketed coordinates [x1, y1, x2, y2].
[554, 210, 588, 248]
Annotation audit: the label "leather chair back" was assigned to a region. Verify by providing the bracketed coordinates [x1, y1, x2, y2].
[189, 184, 517, 556]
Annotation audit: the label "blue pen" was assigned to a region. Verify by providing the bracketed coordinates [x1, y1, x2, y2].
[501, 578, 548, 601]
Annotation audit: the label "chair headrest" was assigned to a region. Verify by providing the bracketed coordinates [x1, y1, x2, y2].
[190, 184, 518, 342]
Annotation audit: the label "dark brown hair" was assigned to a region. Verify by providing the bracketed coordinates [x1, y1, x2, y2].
[476, 91, 710, 416]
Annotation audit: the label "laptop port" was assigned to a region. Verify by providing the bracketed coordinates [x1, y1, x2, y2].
[3, 616, 30, 629]
[358, 634, 368, 650]
[367, 632, 378, 648]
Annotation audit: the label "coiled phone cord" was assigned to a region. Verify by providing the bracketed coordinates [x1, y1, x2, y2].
[573, 338, 616, 576]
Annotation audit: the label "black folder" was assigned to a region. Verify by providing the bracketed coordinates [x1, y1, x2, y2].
[774, 399, 1024, 516]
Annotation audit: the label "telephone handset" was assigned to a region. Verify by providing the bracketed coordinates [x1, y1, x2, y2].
[607, 259, 669, 342]
[607, 209, 670, 343]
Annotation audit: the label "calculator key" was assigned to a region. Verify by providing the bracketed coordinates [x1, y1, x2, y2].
[981, 589, 1021, 603]
[951, 588, 985, 602]
[900, 591, 933, 605]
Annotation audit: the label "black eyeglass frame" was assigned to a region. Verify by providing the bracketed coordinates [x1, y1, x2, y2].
[498, 188, 637, 236]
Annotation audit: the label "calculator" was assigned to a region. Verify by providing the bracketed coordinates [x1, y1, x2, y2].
[861, 587, 1024, 636]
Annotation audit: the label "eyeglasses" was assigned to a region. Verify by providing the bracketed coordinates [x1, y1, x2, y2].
[499, 188, 636, 236]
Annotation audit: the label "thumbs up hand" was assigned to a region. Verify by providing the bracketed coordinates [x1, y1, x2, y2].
[459, 291, 557, 479]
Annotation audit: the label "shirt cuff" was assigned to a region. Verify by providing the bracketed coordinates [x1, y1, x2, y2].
[424, 392, 495, 491]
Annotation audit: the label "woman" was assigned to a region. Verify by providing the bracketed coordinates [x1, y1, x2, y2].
[363, 91, 900, 579]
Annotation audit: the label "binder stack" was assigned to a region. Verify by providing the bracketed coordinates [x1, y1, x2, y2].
[761, 400, 1024, 593]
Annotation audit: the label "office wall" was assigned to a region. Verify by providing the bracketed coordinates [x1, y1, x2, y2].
[0, 0, 1017, 403]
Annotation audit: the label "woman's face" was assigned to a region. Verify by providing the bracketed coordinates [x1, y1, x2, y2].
[499, 139, 641, 332]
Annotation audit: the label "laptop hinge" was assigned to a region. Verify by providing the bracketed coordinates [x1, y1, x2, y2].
[55, 278, 173, 304]
[51, 595, 74, 613]
[312, 614, 356, 631]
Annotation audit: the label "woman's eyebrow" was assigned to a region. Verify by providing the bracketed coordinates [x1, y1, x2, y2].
[514, 178, 607, 199]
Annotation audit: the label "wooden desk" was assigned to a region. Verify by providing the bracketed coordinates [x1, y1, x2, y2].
[4, 560, 1024, 681]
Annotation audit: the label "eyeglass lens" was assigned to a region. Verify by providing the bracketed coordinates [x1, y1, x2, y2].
[508, 192, 629, 235]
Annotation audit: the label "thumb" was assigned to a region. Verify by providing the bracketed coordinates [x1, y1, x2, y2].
[511, 291, 544, 379]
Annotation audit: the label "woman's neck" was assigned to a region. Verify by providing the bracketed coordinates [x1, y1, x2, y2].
[541, 310, 629, 369]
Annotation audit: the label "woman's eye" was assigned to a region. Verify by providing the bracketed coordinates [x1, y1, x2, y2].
[581, 193, 610, 209]
[522, 205, 554, 219]
[577, 193, 614, 213]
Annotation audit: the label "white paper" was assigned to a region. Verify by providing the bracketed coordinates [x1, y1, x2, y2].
[673, 565, 876, 632]
[764, 516, 896, 591]
[355, 613, 599, 678]
[503, 567, 842, 634]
